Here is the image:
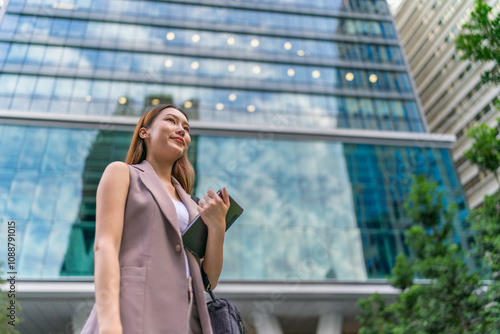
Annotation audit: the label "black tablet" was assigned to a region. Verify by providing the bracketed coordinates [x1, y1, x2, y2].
[182, 190, 243, 258]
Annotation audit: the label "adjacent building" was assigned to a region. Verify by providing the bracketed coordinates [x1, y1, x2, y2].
[0, 0, 471, 333]
[395, 0, 500, 209]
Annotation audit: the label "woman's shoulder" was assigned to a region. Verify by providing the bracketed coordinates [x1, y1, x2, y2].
[105, 160, 130, 172]
[98, 161, 130, 193]
[102, 161, 130, 180]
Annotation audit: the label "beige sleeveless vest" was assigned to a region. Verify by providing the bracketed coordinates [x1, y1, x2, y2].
[81, 159, 212, 333]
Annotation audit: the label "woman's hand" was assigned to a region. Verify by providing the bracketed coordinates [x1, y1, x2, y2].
[197, 187, 230, 234]
[198, 187, 230, 289]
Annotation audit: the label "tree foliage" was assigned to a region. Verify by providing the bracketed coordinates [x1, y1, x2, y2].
[357, 175, 491, 333]
[357, 117, 500, 332]
[468, 192, 500, 330]
[455, 0, 500, 84]
[464, 118, 500, 185]
[359, 3, 500, 327]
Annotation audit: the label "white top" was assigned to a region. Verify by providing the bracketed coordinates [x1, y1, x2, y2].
[172, 199, 191, 278]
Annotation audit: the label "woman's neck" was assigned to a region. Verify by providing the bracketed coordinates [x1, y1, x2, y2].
[145, 157, 174, 184]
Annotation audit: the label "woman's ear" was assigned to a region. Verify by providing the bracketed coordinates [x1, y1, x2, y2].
[139, 127, 149, 139]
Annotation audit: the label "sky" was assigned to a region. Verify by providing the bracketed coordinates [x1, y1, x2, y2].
[387, 0, 404, 13]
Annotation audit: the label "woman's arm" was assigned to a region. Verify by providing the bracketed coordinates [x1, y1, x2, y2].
[93, 161, 129, 334]
[197, 187, 230, 289]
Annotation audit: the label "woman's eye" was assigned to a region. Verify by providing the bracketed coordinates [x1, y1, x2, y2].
[184, 127, 190, 132]
[167, 118, 175, 123]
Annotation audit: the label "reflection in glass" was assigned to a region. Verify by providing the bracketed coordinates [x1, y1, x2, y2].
[3, 14, 404, 65]
[0, 125, 470, 279]
[0, 73, 424, 131]
[166, 32, 175, 40]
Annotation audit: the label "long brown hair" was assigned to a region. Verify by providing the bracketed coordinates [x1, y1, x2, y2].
[125, 104, 195, 194]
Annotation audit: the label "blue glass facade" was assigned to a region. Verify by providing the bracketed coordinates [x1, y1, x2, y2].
[0, 0, 470, 281]
[0, 0, 423, 133]
[0, 124, 469, 279]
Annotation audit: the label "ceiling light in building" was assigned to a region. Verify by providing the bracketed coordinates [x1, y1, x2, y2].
[228, 64, 236, 72]
[247, 105, 256, 112]
[216, 103, 224, 110]
[369, 74, 378, 83]
[166, 32, 175, 40]
[191, 61, 200, 70]
[164, 59, 173, 68]
[118, 97, 127, 104]
[228, 93, 237, 101]
[184, 101, 193, 108]
[345, 72, 354, 81]
[85, 95, 92, 102]
[287, 68, 295, 77]
[312, 70, 321, 78]
[227, 37, 235, 45]
[52, 3, 77, 10]
[284, 42, 292, 50]
[297, 50, 305, 56]
[152, 98, 160, 105]
[250, 39, 260, 47]
[252, 66, 261, 74]
[192, 34, 200, 43]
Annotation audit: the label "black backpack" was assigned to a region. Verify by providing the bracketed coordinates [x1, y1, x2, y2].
[206, 294, 246, 334]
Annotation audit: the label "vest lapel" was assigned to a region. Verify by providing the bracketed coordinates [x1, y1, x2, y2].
[173, 178, 199, 223]
[138, 159, 181, 237]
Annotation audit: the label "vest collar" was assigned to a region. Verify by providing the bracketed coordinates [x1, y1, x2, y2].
[136, 159, 199, 237]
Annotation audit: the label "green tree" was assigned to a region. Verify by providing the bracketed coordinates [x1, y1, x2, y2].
[469, 192, 500, 330]
[465, 119, 500, 330]
[455, 0, 500, 84]
[357, 175, 488, 333]
[358, 117, 500, 333]
[463, 118, 500, 185]
[456, 1, 500, 326]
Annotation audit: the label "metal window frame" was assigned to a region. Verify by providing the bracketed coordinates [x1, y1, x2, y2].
[0, 110, 455, 148]
[388, 3, 430, 133]
[8, 8, 399, 44]
[158, 0, 393, 21]
[0, 0, 10, 27]
[0, 37, 408, 72]
[0, 67, 417, 100]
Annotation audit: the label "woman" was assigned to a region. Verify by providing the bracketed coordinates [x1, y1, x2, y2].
[81, 104, 229, 334]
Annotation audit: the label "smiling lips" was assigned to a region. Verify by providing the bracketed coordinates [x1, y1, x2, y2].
[172, 137, 184, 145]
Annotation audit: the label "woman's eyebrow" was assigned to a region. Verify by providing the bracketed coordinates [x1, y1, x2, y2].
[164, 113, 189, 126]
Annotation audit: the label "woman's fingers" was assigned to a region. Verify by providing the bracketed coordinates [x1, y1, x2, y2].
[199, 188, 230, 215]
[197, 189, 230, 233]
[221, 187, 230, 207]
[206, 189, 219, 200]
[196, 199, 206, 212]
[203, 194, 211, 203]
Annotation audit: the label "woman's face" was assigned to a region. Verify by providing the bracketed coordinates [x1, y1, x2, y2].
[141, 107, 191, 161]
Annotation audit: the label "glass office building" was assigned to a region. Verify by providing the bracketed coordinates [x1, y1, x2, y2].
[0, 1, 470, 333]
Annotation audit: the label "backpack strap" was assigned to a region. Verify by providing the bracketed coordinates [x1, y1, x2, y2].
[190, 195, 200, 205]
[200, 263, 216, 302]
